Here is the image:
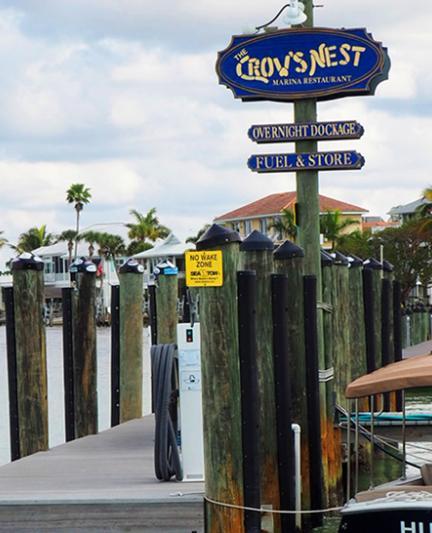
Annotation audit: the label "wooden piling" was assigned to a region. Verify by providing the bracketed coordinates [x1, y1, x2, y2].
[331, 251, 351, 407]
[70, 259, 98, 438]
[196, 224, 244, 533]
[271, 273, 295, 533]
[347, 255, 367, 381]
[155, 263, 178, 345]
[111, 284, 120, 427]
[11, 254, 48, 457]
[240, 230, 280, 530]
[62, 287, 75, 441]
[274, 241, 312, 515]
[119, 259, 144, 422]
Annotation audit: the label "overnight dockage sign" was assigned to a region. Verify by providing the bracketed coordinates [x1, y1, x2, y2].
[216, 28, 390, 102]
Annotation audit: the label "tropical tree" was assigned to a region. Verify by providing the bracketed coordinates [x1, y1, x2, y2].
[126, 208, 170, 249]
[66, 183, 91, 259]
[96, 232, 126, 260]
[80, 230, 101, 257]
[320, 209, 357, 250]
[15, 225, 55, 253]
[0, 231, 7, 249]
[267, 208, 297, 240]
[58, 229, 79, 265]
[336, 229, 372, 259]
[126, 240, 153, 256]
[186, 224, 211, 244]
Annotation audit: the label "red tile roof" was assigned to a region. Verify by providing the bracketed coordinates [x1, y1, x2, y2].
[215, 192, 368, 221]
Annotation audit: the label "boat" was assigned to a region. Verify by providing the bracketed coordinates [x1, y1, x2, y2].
[339, 354, 432, 532]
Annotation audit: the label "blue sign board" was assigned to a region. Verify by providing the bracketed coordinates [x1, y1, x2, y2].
[248, 120, 364, 143]
[216, 28, 390, 102]
[248, 151, 365, 173]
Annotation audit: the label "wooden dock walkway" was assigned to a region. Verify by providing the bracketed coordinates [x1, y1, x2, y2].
[0, 415, 204, 532]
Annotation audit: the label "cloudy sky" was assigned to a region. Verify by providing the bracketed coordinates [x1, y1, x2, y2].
[0, 0, 430, 268]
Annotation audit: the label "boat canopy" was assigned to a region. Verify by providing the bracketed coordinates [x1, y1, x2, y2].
[345, 354, 432, 398]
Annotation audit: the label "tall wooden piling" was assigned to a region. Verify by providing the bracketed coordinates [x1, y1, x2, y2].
[364, 258, 383, 370]
[274, 241, 312, 512]
[196, 224, 244, 533]
[70, 258, 98, 438]
[271, 273, 295, 533]
[347, 255, 367, 381]
[240, 230, 280, 526]
[3, 286, 20, 460]
[237, 270, 261, 533]
[303, 275, 323, 529]
[62, 287, 75, 441]
[331, 251, 351, 407]
[155, 262, 178, 345]
[11, 254, 48, 457]
[111, 284, 120, 427]
[119, 259, 144, 422]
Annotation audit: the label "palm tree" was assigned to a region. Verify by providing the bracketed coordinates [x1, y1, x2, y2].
[126, 208, 170, 249]
[58, 229, 79, 265]
[320, 209, 357, 250]
[186, 224, 211, 244]
[66, 183, 91, 259]
[0, 231, 7, 249]
[267, 208, 297, 240]
[16, 225, 55, 252]
[80, 230, 101, 257]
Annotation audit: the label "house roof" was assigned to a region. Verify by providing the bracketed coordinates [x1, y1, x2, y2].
[132, 233, 192, 259]
[388, 197, 431, 216]
[215, 192, 368, 221]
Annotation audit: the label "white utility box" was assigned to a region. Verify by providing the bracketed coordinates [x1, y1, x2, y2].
[177, 323, 205, 482]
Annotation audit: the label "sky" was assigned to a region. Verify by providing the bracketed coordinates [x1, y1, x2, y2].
[0, 0, 430, 268]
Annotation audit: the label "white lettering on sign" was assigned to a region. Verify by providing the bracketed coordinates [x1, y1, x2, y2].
[400, 520, 432, 533]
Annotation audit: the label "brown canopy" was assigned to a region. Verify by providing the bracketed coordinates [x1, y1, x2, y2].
[345, 354, 432, 398]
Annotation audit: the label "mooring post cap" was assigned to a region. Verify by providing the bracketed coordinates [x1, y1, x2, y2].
[11, 252, 44, 271]
[347, 254, 363, 267]
[320, 249, 334, 266]
[240, 230, 274, 251]
[196, 223, 241, 250]
[382, 259, 394, 272]
[274, 240, 304, 259]
[363, 257, 382, 270]
[331, 250, 349, 266]
[119, 258, 144, 274]
[153, 260, 178, 276]
[69, 257, 97, 274]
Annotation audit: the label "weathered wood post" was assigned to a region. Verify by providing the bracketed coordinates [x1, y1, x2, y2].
[237, 270, 261, 533]
[11, 253, 48, 457]
[155, 261, 178, 345]
[393, 281, 403, 411]
[119, 259, 144, 422]
[111, 283, 120, 427]
[273, 240, 312, 513]
[271, 272, 295, 533]
[2, 286, 20, 460]
[321, 250, 342, 505]
[303, 274, 324, 528]
[331, 251, 351, 407]
[363, 258, 382, 370]
[239, 230, 280, 525]
[62, 287, 75, 441]
[347, 255, 367, 381]
[196, 224, 244, 532]
[70, 258, 98, 438]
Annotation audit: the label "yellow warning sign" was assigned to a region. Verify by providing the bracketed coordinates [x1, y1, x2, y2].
[185, 250, 223, 287]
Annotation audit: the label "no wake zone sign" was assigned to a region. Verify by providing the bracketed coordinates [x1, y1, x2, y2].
[185, 250, 223, 287]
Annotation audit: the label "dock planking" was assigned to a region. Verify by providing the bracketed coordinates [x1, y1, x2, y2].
[0, 415, 204, 532]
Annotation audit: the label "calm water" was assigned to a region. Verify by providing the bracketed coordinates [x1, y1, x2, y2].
[0, 325, 152, 466]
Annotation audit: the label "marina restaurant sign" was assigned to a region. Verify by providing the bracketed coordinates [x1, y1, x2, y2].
[216, 28, 390, 101]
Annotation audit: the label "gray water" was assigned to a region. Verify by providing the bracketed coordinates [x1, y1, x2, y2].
[0, 325, 152, 467]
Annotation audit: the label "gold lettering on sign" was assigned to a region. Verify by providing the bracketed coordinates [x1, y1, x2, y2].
[235, 42, 368, 84]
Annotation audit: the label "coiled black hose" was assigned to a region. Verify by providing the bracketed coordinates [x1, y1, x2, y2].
[152, 343, 183, 481]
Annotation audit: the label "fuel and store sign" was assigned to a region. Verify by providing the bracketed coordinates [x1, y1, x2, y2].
[216, 28, 390, 102]
[248, 150, 365, 173]
[248, 120, 364, 143]
[185, 250, 223, 287]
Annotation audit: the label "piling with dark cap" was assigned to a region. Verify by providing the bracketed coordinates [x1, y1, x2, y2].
[274, 240, 312, 513]
[197, 224, 245, 532]
[119, 258, 144, 422]
[70, 257, 98, 437]
[155, 260, 178, 345]
[347, 255, 367, 381]
[11, 253, 48, 457]
[240, 231, 280, 527]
